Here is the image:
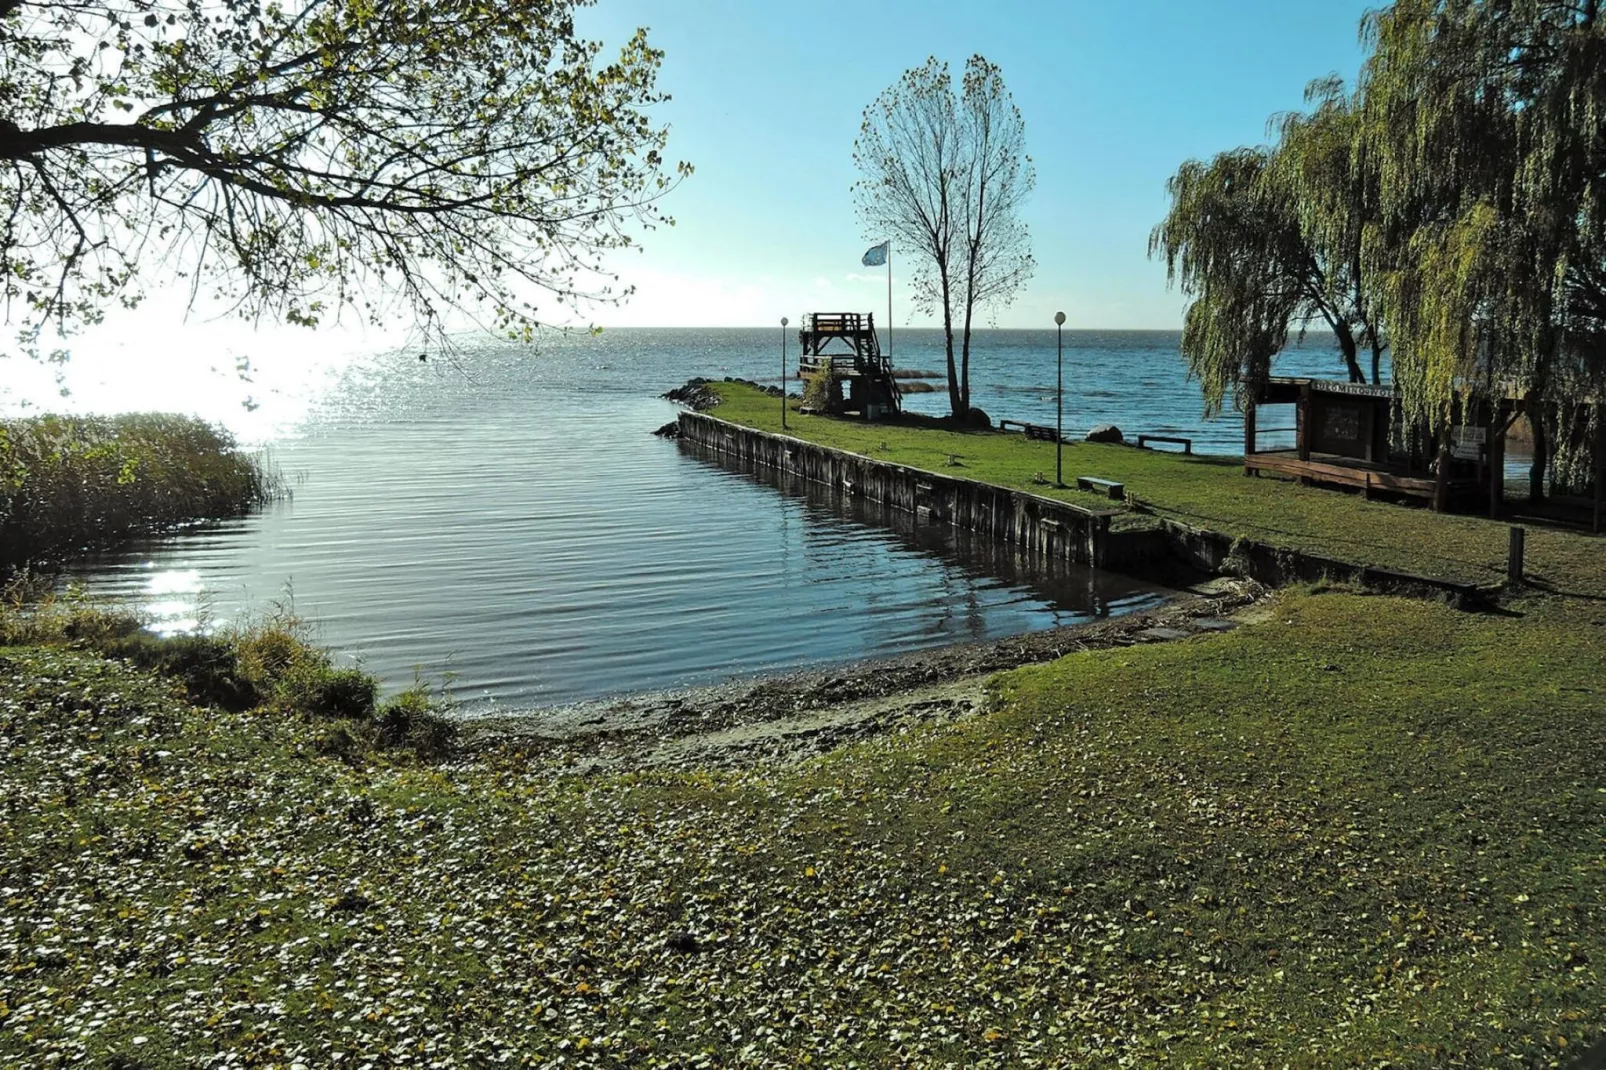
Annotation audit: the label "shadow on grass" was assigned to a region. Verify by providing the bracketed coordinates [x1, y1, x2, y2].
[1522, 578, 1606, 603]
[1142, 501, 1502, 577]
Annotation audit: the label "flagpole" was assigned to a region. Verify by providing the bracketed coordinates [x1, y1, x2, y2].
[886, 240, 893, 365]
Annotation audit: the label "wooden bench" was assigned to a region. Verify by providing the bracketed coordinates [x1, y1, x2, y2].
[999, 419, 1061, 442]
[1076, 476, 1125, 500]
[1244, 453, 1449, 500]
[1137, 434, 1193, 455]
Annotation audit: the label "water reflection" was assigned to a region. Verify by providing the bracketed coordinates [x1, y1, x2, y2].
[55, 332, 1206, 709]
[680, 440, 1161, 627]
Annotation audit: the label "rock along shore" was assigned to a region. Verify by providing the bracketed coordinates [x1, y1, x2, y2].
[455, 576, 1263, 773]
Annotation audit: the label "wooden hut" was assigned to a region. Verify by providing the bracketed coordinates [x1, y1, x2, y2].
[1243, 377, 1495, 515]
[1245, 377, 1606, 529]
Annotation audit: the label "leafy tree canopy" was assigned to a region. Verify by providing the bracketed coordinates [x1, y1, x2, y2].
[0, 0, 688, 359]
[1360, 0, 1606, 487]
[1158, 0, 1606, 495]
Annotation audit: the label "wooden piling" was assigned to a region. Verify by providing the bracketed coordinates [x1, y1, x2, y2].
[1508, 526, 1525, 586]
[1242, 399, 1257, 477]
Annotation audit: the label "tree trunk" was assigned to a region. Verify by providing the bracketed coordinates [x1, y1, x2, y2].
[1335, 322, 1364, 383]
[1370, 342, 1384, 386]
[1529, 399, 1548, 504]
[960, 298, 974, 414]
[941, 277, 961, 418]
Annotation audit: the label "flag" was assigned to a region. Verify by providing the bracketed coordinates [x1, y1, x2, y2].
[861, 241, 889, 267]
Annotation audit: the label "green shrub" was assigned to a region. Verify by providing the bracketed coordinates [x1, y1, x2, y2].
[3, 590, 453, 758]
[99, 631, 259, 711]
[229, 611, 377, 719]
[301, 667, 379, 720]
[801, 365, 841, 412]
[378, 686, 456, 758]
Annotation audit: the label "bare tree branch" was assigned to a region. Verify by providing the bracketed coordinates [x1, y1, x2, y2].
[853, 56, 1034, 418]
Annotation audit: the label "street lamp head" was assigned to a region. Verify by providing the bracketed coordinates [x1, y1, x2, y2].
[781, 317, 789, 327]
[1054, 311, 1066, 326]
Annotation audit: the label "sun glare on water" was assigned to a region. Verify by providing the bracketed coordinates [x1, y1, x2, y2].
[139, 567, 207, 637]
[0, 292, 403, 443]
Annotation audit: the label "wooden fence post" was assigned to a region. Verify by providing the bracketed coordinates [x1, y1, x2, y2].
[1508, 526, 1526, 586]
[1243, 398, 1257, 476]
[1296, 382, 1312, 462]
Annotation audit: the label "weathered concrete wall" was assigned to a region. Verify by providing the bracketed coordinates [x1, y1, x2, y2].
[1151, 517, 1491, 607]
[677, 411, 1498, 608]
[678, 412, 1122, 567]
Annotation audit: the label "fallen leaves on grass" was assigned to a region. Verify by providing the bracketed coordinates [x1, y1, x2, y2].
[2, 592, 1603, 1066]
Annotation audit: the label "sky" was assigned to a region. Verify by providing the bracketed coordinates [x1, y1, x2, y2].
[4, 0, 1381, 415]
[574, 0, 1378, 330]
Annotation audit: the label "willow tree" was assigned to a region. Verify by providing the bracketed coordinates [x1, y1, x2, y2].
[854, 55, 1034, 419]
[1359, 0, 1606, 500]
[1151, 85, 1384, 417]
[0, 0, 687, 360]
[1271, 79, 1388, 385]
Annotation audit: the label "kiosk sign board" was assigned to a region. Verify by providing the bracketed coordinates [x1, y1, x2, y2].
[1451, 425, 1486, 461]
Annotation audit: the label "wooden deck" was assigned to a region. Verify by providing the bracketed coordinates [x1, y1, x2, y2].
[1245, 450, 1477, 500]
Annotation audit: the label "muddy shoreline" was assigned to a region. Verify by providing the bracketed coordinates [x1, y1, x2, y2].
[456, 576, 1264, 771]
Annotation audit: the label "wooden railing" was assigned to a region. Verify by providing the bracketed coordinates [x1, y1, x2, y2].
[805, 313, 865, 334]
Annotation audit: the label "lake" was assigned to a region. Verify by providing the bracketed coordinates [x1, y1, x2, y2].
[56, 328, 1349, 710]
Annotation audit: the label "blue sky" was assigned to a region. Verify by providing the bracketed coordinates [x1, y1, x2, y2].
[575, 0, 1377, 329]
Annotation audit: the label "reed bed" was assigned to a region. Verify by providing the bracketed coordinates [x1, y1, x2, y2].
[0, 413, 279, 571]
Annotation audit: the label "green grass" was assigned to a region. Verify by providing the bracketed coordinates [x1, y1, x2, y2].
[0, 413, 279, 572]
[709, 382, 1606, 600]
[2, 383, 1601, 1065]
[3, 589, 1602, 1066]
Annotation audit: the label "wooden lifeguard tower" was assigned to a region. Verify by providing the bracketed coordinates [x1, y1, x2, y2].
[796, 312, 902, 419]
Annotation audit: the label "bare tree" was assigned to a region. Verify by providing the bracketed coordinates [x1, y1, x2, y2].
[854, 55, 1034, 419]
[0, 0, 688, 360]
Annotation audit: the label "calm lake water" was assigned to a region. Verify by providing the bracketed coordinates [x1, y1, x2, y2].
[57, 328, 1355, 710]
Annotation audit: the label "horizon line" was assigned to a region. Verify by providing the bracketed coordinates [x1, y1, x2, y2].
[586, 324, 1345, 336]
[588, 324, 1191, 332]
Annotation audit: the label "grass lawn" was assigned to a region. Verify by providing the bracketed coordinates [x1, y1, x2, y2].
[4, 386, 1604, 1066]
[707, 382, 1605, 600]
[3, 590, 1604, 1067]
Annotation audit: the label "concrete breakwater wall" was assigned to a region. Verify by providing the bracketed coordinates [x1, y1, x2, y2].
[677, 412, 1129, 568]
[676, 411, 1495, 608]
[1151, 516, 1490, 608]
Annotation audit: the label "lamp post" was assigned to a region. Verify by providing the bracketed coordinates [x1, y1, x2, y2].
[781, 317, 790, 429]
[1054, 311, 1066, 487]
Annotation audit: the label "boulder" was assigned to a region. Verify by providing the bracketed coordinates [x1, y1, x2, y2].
[1085, 423, 1124, 444]
[965, 406, 992, 429]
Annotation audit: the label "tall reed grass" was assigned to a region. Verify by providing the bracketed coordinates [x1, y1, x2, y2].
[0, 413, 279, 572]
